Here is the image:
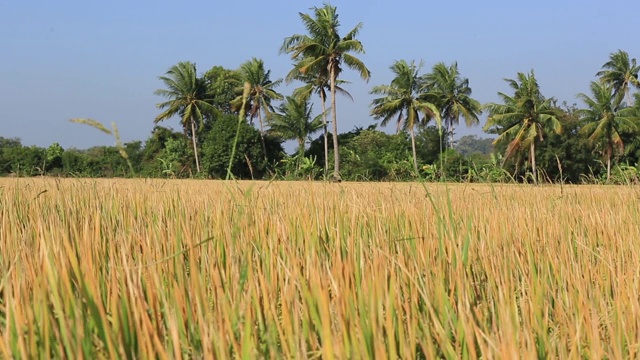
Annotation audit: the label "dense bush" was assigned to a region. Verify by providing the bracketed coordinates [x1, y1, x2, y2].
[200, 114, 284, 179]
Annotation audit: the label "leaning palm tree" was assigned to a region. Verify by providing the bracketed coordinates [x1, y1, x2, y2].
[483, 70, 562, 184]
[269, 96, 324, 158]
[288, 62, 352, 174]
[231, 58, 283, 158]
[154, 61, 216, 173]
[577, 81, 639, 180]
[422, 62, 482, 147]
[281, 2, 371, 179]
[596, 50, 640, 106]
[370, 60, 441, 173]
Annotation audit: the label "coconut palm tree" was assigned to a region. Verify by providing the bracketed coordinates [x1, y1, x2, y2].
[422, 62, 482, 147]
[370, 60, 441, 173]
[596, 50, 640, 106]
[577, 81, 639, 180]
[154, 61, 216, 173]
[231, 58, 283, 158]
[281, 2, 371, 179]
[269, 96, 324, 158]
[483, 70, 562, 184]
[287, 63, 352, 174]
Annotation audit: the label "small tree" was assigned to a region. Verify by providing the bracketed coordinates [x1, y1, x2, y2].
[269, 96, 324, 158]
[45, 142, 64, 172]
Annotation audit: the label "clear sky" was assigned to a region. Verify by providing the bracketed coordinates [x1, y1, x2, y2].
[1, 1, 638, 151]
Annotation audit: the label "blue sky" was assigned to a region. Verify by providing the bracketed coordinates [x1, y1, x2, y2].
[1, 1, 638, 151]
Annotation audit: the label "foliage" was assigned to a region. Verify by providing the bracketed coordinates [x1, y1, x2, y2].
[45, 142, 64, 169]
[275, 154, 321, 180]
[414, 125, 450, 165]
[0, 137, 24, 175]
[140, 126, 191, 177]
[0, 139, 45, 176]
[437, 148, 473, 181]
[455, 135, 494, 157]
[475, 153, 513, 182]
[532, 103, 600, 183]
[81, 146, 133, 177]
[607, 163, 640, 184]
[203, 65, 238, 115]
[70, 118, 135, 176]
[335, 128, 414, 181]
[200, 114, 283, 179]
[61, 148, 90, 176]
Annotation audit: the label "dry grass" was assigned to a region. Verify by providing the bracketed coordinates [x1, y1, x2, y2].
[1, 178, 639, 359]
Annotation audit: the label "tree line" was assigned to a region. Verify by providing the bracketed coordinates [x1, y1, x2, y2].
[2, 3, 640, 183]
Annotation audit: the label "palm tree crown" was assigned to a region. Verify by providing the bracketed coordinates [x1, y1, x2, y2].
[370, 60, 441, 172]
[596, 50, 640, 106]
[232, 58, 283, 124]
[154, 61, 217, 173]
[422, 62, 482, 146]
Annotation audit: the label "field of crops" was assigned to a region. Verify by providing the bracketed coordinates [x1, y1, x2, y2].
[1, 178, 639, 359]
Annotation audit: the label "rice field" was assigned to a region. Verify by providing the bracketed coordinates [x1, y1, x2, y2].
[1, 178, 639, 359]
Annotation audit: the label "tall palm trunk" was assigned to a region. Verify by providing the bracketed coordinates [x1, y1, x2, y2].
[447, 115, 462, 148]
[257, 109, 268, 163]
[606, 144, 612, 181]
[330, 66, 340, 177]
[439, 128, 444, 181]
[320, 90, 329, 175]
[298, 138, 306, 159]
[190, 116, 201, 173]
[410, 126, 418, 173]
[530, 142, 537, 184]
